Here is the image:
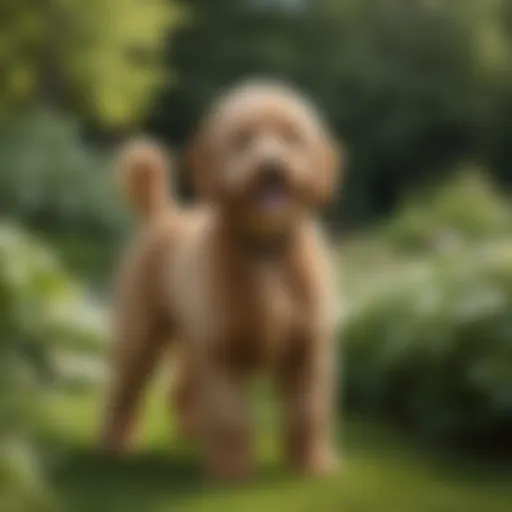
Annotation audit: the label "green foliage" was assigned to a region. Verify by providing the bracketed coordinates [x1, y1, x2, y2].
[0, 224, 106, 510]
[1, 0, 182, 126]
[377, 170, 512, 254]
[343, 175, 512, 445]
[0, 108, 128, 280]
[0, 109, 122, 231]
[0, 441, 53, 512]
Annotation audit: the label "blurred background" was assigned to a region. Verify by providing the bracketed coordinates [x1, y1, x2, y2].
[1, 0, 512, 511]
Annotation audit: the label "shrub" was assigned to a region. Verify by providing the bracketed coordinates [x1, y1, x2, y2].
[0, 223, 105, 510]
[377, 170, 512, 254]
[342, 173, 512, 448]
[0, 109, 124, 233]
[0, 109, 130, 282]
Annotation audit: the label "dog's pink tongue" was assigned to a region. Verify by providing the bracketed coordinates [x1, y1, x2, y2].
[259, 187, 287, 212]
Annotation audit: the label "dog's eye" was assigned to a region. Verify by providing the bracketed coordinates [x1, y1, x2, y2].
[231, 128, 253, 153]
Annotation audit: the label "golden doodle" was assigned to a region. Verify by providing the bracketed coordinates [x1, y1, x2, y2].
[101, 80, 343, 480]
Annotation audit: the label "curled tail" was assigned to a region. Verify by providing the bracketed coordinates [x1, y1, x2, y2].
[116, 137, 172, 221]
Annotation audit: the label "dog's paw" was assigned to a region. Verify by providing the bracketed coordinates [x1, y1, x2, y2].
[298, 448, 341, 477]
[206, 455, 253, 482]
[98, 429, 136, 456]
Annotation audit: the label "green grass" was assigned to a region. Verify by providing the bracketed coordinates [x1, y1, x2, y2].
[41, 387, 512, 512]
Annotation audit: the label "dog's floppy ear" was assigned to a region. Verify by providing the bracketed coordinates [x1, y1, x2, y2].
[310, 133, 344, 206]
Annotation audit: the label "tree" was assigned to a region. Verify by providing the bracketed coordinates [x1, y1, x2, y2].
[1, 0, 183, 126]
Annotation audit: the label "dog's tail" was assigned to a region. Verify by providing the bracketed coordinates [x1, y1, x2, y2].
[116, 137, 173, 221]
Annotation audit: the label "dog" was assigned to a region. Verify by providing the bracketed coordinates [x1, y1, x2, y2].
[101, 80, 343, 480]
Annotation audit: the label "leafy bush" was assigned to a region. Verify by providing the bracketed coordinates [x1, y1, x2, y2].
[2, 1, 183, 126]
[0, 224, 106, 510]
[0, 109, 128, 281]
[342, 173, 512, 448]
[0, 109, 124, 233]
[378, 170, 512, 254]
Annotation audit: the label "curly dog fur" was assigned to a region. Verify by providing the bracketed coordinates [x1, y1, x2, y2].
[101, 80, 343, 480]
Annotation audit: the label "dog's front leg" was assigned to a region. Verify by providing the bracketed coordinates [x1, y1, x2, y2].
[279, 329, 339, 476]
[200, 362, 252, 481]
[101, 301, 170, 453]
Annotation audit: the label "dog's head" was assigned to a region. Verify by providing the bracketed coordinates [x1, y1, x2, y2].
[188, 80, 343, 237]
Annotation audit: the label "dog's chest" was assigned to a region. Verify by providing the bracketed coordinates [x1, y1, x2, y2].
[222, 261, 299, 367]
[168, 221, 327, 369]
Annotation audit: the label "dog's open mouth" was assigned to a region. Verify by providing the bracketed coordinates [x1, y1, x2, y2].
[256, 181, 289, 213]
[255, 167, 289, 213]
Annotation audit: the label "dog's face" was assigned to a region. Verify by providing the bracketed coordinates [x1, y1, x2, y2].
[189, 82, 342, 237]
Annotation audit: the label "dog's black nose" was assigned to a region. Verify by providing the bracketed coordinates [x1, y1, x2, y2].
[259, 160, 285, 184]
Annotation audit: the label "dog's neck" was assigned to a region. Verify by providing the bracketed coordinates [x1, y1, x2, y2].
[218, 213, 301, 263]
[234, 229, 297, 261]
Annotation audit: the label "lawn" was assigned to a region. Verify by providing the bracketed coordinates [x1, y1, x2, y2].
[42, 386, 512, 512]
